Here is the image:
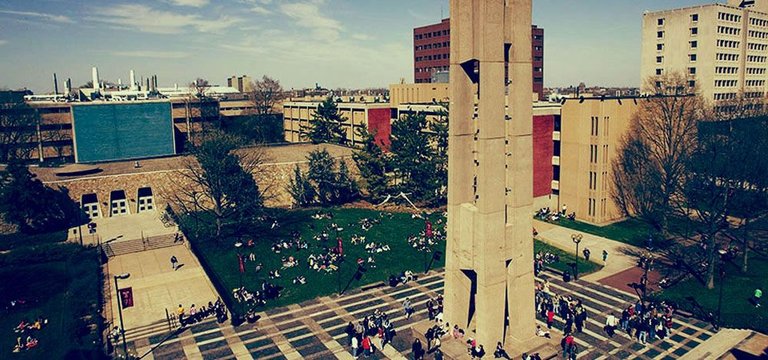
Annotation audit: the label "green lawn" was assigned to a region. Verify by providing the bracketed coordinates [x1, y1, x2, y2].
[549, 216, 698, 249]
[0, 230, 67, 251]
[534, 241, 602, 275]
[655, 253, 768, 333]
[0, 244, 104, 359]
[184, 208, 603, 315]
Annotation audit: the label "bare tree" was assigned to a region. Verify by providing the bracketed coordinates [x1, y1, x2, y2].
[249, 76, 284, 115]
[168, 130, 267, 240]
[0, 98, 38, 163]
[612, 72, 706, 232]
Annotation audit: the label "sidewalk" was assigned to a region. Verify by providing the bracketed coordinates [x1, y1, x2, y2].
[534, 219, 641, 282]
[107, 244, 221, 331]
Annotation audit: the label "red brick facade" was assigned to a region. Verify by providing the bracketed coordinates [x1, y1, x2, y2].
[533, 114, 555, 197]
[413, 19, 545, 100]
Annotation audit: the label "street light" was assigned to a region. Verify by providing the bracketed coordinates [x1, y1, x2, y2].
[571, 233, 583, 280]
[114, 273, 131, 358]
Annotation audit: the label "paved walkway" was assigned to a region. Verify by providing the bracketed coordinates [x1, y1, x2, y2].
[124, 268, 720, 360]
[108, 244, 220, 331]
[534, 219, 641, 282]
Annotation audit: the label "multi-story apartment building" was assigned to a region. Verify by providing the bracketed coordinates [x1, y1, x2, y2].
[641, 0, 768, 102]
[413, 19, 545, 100]
[559, 97, 638, 225]
[282, 101, 392, 148]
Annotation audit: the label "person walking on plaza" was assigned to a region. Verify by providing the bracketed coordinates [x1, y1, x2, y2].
[754, 288, 763, 307]
[583, 248, 591, 261]
[351, 335, 359, 359]
[403, 298, 414, 319]
[171, 255, 178, 270]
[605, 313, 618, 337]
[493, 342, 511, 359]
[602, 250, 608, 264]
[412, 338, 424, 360]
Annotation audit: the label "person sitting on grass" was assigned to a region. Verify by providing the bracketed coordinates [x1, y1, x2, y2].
[292, 276, 307, 285]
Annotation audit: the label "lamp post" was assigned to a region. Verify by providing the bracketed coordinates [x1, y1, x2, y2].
[114, 273, 131, 358]
[716, 262, 726, 330]
[571, 233, 583, 280]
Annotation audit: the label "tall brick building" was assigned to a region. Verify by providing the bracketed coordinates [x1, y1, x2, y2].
[413, 19, 545, 100]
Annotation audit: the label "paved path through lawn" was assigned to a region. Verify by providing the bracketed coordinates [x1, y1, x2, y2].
[124, 268, 721, 360]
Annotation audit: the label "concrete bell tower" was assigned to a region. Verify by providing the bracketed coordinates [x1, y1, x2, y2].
[444, 0, 536, 348]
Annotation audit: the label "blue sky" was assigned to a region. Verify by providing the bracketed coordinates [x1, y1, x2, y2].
[0, 0, 724, 93]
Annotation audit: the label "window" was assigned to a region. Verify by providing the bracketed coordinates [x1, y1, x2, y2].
[690, 40, 698, 48]
[689, 80, 696, 87]
[657, 31, 664, 38]
[657, 56, 664, 63]
[656, 68, 663, 75]
[689, 67, 697, 75]
[658, 18, 665, 26]
[657, 43, 664, 51]
[691, 14, 699, 22]
[690, 54, 697, 62]
[691, 27, 698, 35]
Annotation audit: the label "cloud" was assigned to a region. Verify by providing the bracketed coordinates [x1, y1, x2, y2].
[165, 0, 209, 7]
[90, 4, 242, 34]
[351, 33, 373, 41]
[0, 9, 74, 24]
[112, 50, 189, 59]
[279, 1, 342, 40]
[250, 6, 271, 15]
[0, 40, 7, 46]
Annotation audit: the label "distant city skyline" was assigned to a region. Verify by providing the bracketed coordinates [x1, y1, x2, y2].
[0, 0, 726, 93]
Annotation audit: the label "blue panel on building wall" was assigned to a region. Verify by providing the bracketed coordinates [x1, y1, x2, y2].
[72, 102, 175, 163]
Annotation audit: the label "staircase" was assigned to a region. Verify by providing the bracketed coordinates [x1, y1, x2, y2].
[104, 233, 180, 257]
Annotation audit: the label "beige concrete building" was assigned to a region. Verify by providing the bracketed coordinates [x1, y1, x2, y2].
[389, 83, 449, 107]
[641, 0, 768, 102]
[282, 101, 392, 146]
[559, 97, 637, 225]
[226, 75, 253, 93]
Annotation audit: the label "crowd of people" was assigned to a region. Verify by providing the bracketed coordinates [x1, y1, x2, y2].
[232, 280, 282, 307]
[344, 309, 397, 358]
[609, 301, 677, 344]
[175, 298, 228, 326]
[534, 251, 561, 276]
[535, 207, 576, 222]
[11, 316, 46, 352]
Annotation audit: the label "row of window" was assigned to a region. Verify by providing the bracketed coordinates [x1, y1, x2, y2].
[745, 91, 766, 98]
[656, 54, 697, 64]
[751, 18, 768, 27]
[747, 67, 766, 74]
[586, 198, 608, 218]
[657, 15, 699, 26]
[748, 55, 768, 63]
[588, 144, 609, 164]
[716, 66, 739, 74]
[718, 12, 742, 23]
[717, 53, 739, 61]
[655, 80, 696, 88]
[415, 53, 449, 62]
[415, 42, 449, 51]
[414, 30, 449, 40]
[749, 30, 768, 39]
[718, 26, 741, 36]
[589, 116, 609, 137]
[717, 39, 740, 48]
[748, 43, 768, 51]
[415, 66, 449, 74]
[715, 79, 738, 87]
[714, 92, 737, 100]
[745, 79, 766, 87]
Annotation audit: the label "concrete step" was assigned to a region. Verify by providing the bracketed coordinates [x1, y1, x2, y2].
[677, 328, 753, 360]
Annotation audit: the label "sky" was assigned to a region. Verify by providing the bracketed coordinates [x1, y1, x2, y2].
[0, 0, 728, 93]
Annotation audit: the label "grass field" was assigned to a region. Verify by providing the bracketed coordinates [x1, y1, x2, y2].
[655, 253, 768, 334]
[184, 208, 603, 315]
[0, 244, 103, 359]
[0, 230, 67, 251]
